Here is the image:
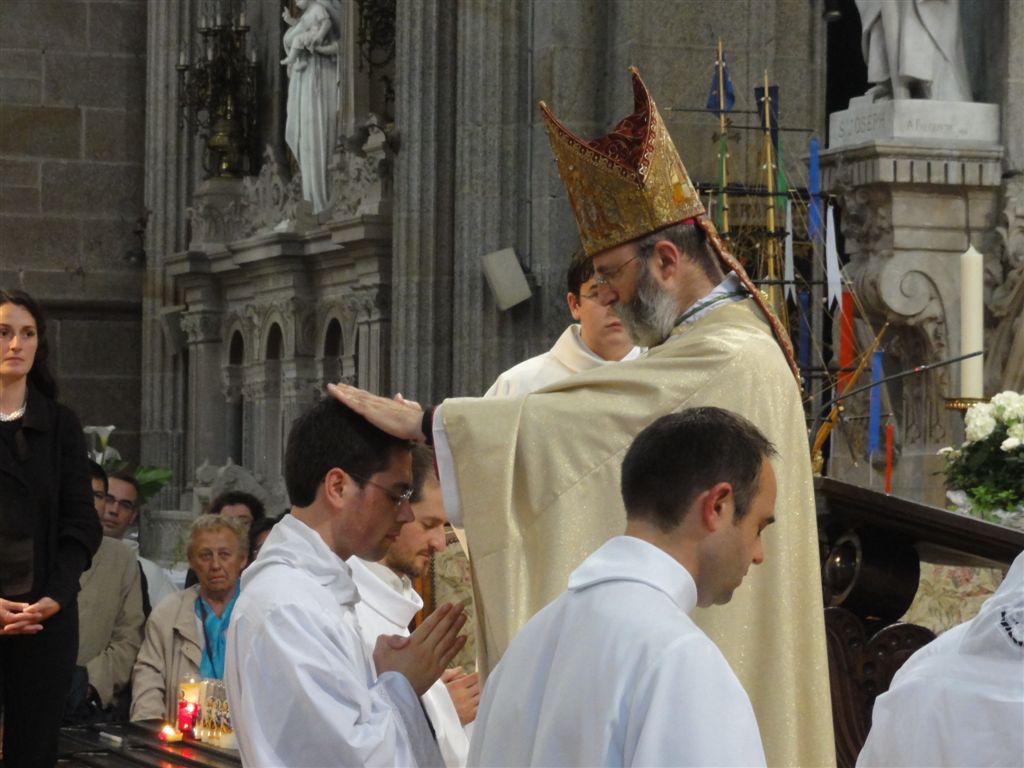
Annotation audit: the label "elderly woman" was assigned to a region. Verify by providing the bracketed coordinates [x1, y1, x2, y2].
[129, 515, 247, 723]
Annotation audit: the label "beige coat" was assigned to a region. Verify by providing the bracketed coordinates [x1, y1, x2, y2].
[130, 586, 202, 723]
[77, 536, 144, 707]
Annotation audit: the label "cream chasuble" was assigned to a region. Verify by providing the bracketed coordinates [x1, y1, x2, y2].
[442, 299, 835, 767]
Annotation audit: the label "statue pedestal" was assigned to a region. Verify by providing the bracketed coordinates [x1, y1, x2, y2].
[820, 128, 1003, 505]
[829, 100, 1000, 149]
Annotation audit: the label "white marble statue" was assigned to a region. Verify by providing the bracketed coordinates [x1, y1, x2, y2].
[282, 0, 344, 214]
[856, 0, 971, 101]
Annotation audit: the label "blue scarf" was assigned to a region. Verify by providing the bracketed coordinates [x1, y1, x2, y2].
[194, 583, 239, 679]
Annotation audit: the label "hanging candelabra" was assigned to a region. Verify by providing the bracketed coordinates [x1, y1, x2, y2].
[176, 1, 258, 178]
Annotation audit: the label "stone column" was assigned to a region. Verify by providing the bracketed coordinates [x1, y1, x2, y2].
[142, 0, 197, 507]
[390, 0, 458, 403]
[180, 309, 228, 471]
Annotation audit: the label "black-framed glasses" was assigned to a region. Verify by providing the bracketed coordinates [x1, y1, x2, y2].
[349, 474, 414, 510]
[106, 495, 137, 513]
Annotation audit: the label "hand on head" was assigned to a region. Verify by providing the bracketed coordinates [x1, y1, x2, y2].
[372, 602, 467, 696]
[327, 383, 428, 442]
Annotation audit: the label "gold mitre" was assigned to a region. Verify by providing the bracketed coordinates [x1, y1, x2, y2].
[539, 67, 704, 257]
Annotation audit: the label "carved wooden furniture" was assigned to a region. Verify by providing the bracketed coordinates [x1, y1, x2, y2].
[815, 477, 1024, 767]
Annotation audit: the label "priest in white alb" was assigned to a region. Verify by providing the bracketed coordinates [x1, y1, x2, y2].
[331, 67, 835, 767]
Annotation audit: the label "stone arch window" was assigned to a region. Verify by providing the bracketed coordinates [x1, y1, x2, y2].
[321, 317, 343, 385]
[225, 330, 246, 464]
[264, 322, 285, 485]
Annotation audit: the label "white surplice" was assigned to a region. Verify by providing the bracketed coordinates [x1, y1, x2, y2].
[225, 514, 443, 767]
[857, 551, 1024, 768]
[350, 558, 470, 767]
[468, 536, 766, 767]
[484, 323, 643, 397]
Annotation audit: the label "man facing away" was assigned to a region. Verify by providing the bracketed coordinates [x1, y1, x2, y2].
[485, 249, 643, 397]
[350, 444, 478, 767]
[330, 68, 834, 766]
[226, 398, 467, 767]
[469, 408, 775, 767]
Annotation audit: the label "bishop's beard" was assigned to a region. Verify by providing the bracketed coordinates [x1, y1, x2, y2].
[615, 266, 679, 347]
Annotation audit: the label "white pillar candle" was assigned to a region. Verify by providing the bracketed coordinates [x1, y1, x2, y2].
[960, 244, 984, 398]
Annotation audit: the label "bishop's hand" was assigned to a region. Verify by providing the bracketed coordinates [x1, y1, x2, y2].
[327, 383, 428, 442]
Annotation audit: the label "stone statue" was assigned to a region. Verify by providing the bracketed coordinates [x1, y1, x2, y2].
[855, 0, 971, 101]
[281, 0, 345, 214]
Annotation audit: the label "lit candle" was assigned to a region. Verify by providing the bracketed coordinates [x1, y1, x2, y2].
[159, 724, 184, 743]
[960, 244, 984, 398]
[239, 10, 246, 26]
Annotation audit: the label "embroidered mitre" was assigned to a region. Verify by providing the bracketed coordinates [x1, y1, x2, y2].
[539, 66, 704, 257]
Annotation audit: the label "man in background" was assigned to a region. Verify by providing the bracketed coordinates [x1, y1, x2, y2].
[485, 250, 643, 397]
[102, 471, 177, 613]
[350, 444, 477, 766]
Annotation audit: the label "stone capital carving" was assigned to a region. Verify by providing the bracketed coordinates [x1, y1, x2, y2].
[328, 115, 395, 220]
[180, 311, 223, 344]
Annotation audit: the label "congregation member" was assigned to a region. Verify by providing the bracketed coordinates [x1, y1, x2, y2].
[247, 513, 280, 562]
[329, 67, 833, 766]
[225, 398, 467, 766]
[485, 249, 642, 396]
[0, 289, 102, 766]
[102, 471, 178, 614]
[130, 515, 246, 723]
[350, 444, 476, 767]
[470, 408, 774, 766]
[857, 549, 1024, 767]
[207, 489, 265, 532]
[65, 460, 144, 722]
[186, 490, 267, 586]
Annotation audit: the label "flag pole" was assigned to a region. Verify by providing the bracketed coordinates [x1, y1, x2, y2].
[717, 38, 730, 235]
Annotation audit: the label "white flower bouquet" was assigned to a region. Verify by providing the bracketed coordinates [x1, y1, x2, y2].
[940, 391, 1024, 527]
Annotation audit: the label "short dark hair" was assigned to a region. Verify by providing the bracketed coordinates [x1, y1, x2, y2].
[621, 407, 777, 531]
[566, 248, 595, 296]
[633, 221, 724, 285]
[208, 490, 266, 522]
[284, 398, 411, 507]
[89, 460, 108, 491]
[0, 289, 58, 399]
[108, 471, 141, 499]
[248, 514, 281, 561]
[410, 444, 438, 503]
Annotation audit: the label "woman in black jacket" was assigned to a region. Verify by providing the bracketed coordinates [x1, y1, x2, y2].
[0, 289, 102, 766]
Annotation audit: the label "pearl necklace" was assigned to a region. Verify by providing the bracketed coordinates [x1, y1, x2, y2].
[0, 401, 26, 422]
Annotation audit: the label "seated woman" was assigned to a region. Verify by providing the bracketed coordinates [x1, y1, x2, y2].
[129, 515, 247, 723]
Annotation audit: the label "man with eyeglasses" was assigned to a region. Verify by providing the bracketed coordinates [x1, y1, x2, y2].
[485, 249, 643, 397]
[102, 471, 178, 616]
[65, 461, 144, 723]
[329, 68, 833, 766]
[225, 398, 467, 766]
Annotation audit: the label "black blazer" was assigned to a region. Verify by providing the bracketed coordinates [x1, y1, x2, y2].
[0, 385, 102, 607]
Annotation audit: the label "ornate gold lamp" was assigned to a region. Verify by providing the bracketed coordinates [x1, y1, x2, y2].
[176, 1, 258, 178]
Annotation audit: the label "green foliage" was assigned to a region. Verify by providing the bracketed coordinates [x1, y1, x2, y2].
[134, 465, 174, 506]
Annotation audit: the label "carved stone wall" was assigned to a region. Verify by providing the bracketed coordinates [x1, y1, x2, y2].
[821, 142, 1004, 504]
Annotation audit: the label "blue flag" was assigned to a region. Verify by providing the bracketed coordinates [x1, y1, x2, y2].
[808, 137, 822, 241]
[868, 351, 883, 458]
[706, 57, 736, 114]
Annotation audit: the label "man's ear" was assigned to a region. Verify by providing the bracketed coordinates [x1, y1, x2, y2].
[567, 292, 582, 321]
[700, 482, 733, 532]
[653, 239, 681, 283]
[323, 467, 350, 509]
